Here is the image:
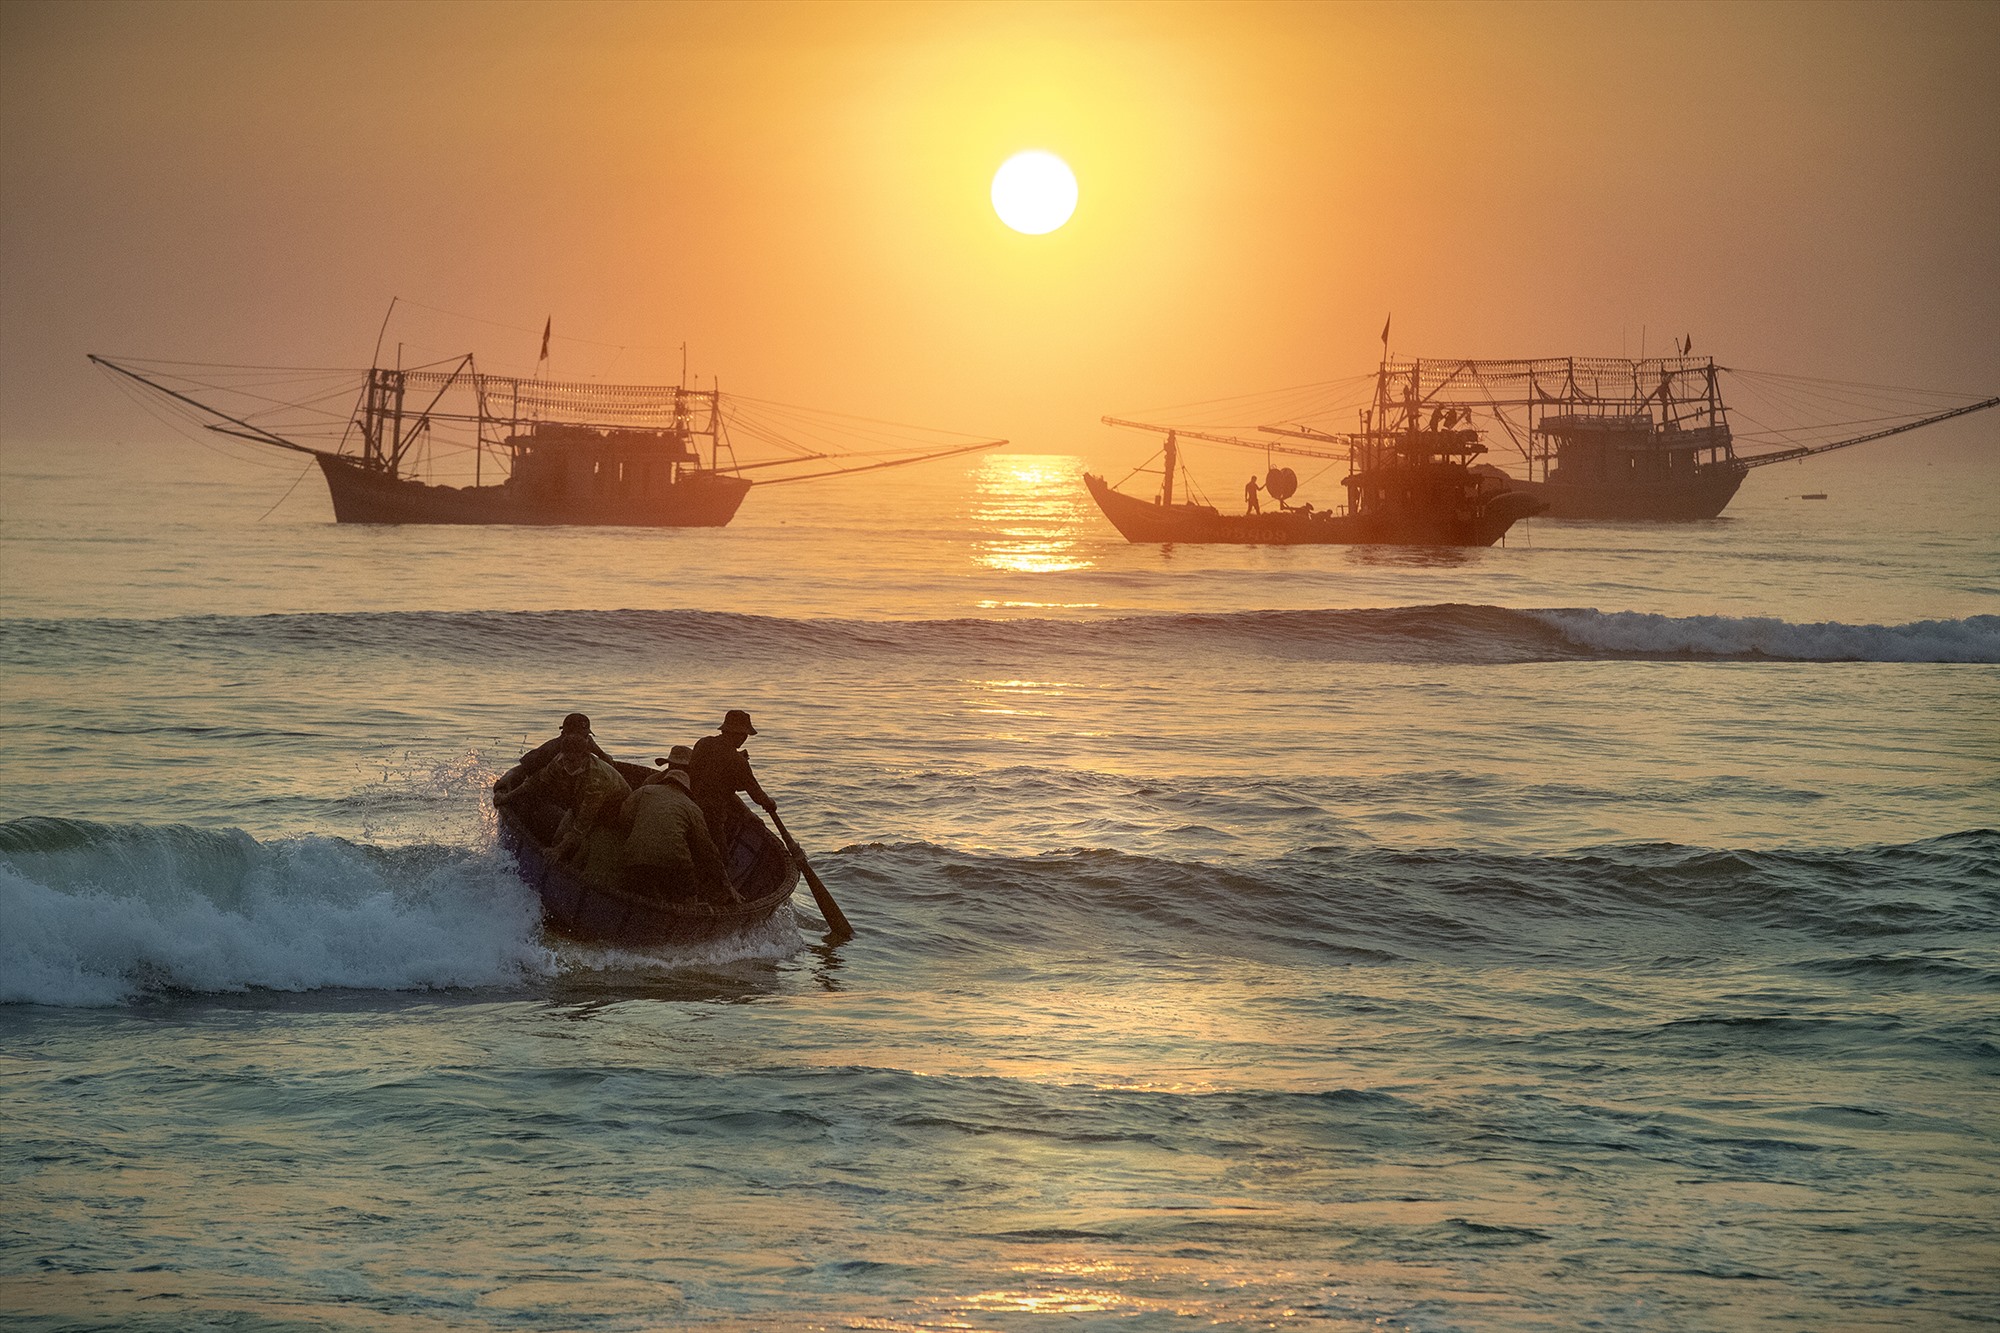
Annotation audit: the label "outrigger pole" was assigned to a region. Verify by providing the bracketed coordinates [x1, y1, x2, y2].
[88, 355, 322, 456]
[1102, 416, 1348, 462]
[1733, 394, 2000, 470]
[751, 437, 1007, 485]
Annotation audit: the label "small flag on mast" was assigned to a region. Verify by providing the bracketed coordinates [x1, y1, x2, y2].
[538, 318, 551, 364]
[1380, 314, 1391, 347]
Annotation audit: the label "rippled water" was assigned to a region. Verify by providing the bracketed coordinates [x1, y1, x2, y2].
[2, 437, 1996, 1329]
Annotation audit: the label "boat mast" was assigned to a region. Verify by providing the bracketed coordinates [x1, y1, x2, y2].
[1161, 430, 1177, 507]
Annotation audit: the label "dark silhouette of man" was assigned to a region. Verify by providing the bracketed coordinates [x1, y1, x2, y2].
[618, 748, 732, 903]
[494, 730, 628, 850]
[688, 709, 775, 845]
[1244, 476, 1262, 514]
[514, 712, 614, 779]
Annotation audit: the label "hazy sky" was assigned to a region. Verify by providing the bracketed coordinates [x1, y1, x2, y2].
[3, 0, 1995, 465]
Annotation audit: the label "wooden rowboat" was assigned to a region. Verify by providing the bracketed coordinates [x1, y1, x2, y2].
[496, 760, 800, 946]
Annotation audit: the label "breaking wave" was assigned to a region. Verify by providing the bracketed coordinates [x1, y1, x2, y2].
[4, 605, 1997, 665]
[0, 817, 815, 1007]
[6, 816, 1993, 1006]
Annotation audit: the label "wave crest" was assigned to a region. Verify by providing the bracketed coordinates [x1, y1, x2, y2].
[6, 605, 1993, 666]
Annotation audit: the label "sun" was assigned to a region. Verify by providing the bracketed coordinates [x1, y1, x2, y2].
[991, 151, 1078, 235]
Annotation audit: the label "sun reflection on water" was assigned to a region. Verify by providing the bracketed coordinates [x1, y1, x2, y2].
[971, 453, 1095, 575]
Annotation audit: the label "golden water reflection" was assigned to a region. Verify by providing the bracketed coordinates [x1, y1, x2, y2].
[971, 453, 1095, 575]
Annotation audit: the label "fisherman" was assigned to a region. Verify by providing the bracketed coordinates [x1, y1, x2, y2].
[494, 730, 629, 856]
[513, 712, 616, 780]
[688, 709, 777, 846]
[1244, 475, 1262, 514]
[618, 745, 734, 903]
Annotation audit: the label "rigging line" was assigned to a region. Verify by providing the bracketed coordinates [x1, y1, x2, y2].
[1723, 366, 1992, 398]
[103, 377, 307, 472]
[1112, 447, 1165, 492]
[256, 458, 317, 522]
[751, 439, 1006, 485]
[91, 357, 362, 373]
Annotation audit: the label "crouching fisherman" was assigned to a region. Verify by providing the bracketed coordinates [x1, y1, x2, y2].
[619, 746, 738, 904]
[494, 730, 630, 880]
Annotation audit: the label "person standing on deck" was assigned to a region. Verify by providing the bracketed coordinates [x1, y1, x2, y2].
[689, 709, 776, 846]
[1244, 476, 1262, 514]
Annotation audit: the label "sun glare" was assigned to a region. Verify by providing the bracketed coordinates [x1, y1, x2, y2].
[991, 151, 1078, 235]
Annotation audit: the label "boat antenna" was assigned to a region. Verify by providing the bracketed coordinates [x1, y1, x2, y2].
[369, 296, 397, 370]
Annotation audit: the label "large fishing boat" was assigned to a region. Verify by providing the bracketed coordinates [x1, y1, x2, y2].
[91, 349, 1004, 526]
[1423, 355, 1999, 520]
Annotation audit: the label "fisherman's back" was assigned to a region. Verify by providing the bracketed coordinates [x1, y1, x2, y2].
[620, 780, 729, 900]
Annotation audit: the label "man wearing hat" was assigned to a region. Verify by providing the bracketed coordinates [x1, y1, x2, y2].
[511, 712, 616, 782]
[618, 745, 732, 903]
[688, 709, 777, 845]
[494, 727, 629, 853]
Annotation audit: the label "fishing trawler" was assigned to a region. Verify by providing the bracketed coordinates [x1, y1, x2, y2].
[1086, 365, 1544, 546]
[91, 349, 1004, 526]
[1356, 356, 1996, 521]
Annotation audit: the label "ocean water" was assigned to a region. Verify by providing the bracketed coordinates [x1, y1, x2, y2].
[2, 434, 1997, 1330]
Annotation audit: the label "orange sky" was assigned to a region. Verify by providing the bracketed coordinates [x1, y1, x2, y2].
[3, 0, 1995, 467]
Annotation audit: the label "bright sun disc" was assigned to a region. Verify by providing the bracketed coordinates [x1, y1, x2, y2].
[991, 151, 1078, 235]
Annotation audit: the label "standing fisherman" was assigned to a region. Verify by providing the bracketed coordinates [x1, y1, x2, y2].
[688, 709, 776, 846]
[1244, 475, 1263, 514]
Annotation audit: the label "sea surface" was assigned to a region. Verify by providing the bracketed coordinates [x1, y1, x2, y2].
[2, 433, 1997, 1330]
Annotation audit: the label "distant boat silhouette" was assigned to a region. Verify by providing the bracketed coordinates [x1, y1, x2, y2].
[92, 348, 1003, 527]
[1398, 355, 1994, 521]
[1087, 373, 1542, 547]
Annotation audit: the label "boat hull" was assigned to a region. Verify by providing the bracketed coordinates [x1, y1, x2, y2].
[1480, 466, 1747, 520]
[316, 453, 752, 527]
[497, 774, 800, 947]
[1083, 473, 1539, 546]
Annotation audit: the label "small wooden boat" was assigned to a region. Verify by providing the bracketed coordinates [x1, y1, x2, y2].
[496, 761, 800, 946]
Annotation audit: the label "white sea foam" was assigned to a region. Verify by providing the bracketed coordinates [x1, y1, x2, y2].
[0, 829, 555, 1007]
[1529, 610, 2000, 663]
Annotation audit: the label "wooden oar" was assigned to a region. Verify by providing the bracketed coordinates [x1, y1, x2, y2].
[766, 809, 854, 942]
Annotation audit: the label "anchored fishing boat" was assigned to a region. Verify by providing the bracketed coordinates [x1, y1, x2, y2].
[1086, 367, 1545, 546]
[91, 344, 1003, 526]
[1436, 354, 1999, 520]
[496, 760, 801, 946]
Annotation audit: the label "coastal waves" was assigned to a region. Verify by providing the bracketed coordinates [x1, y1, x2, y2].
[6, 816, 1993, 1006]
[5, 604, 1996, 666]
